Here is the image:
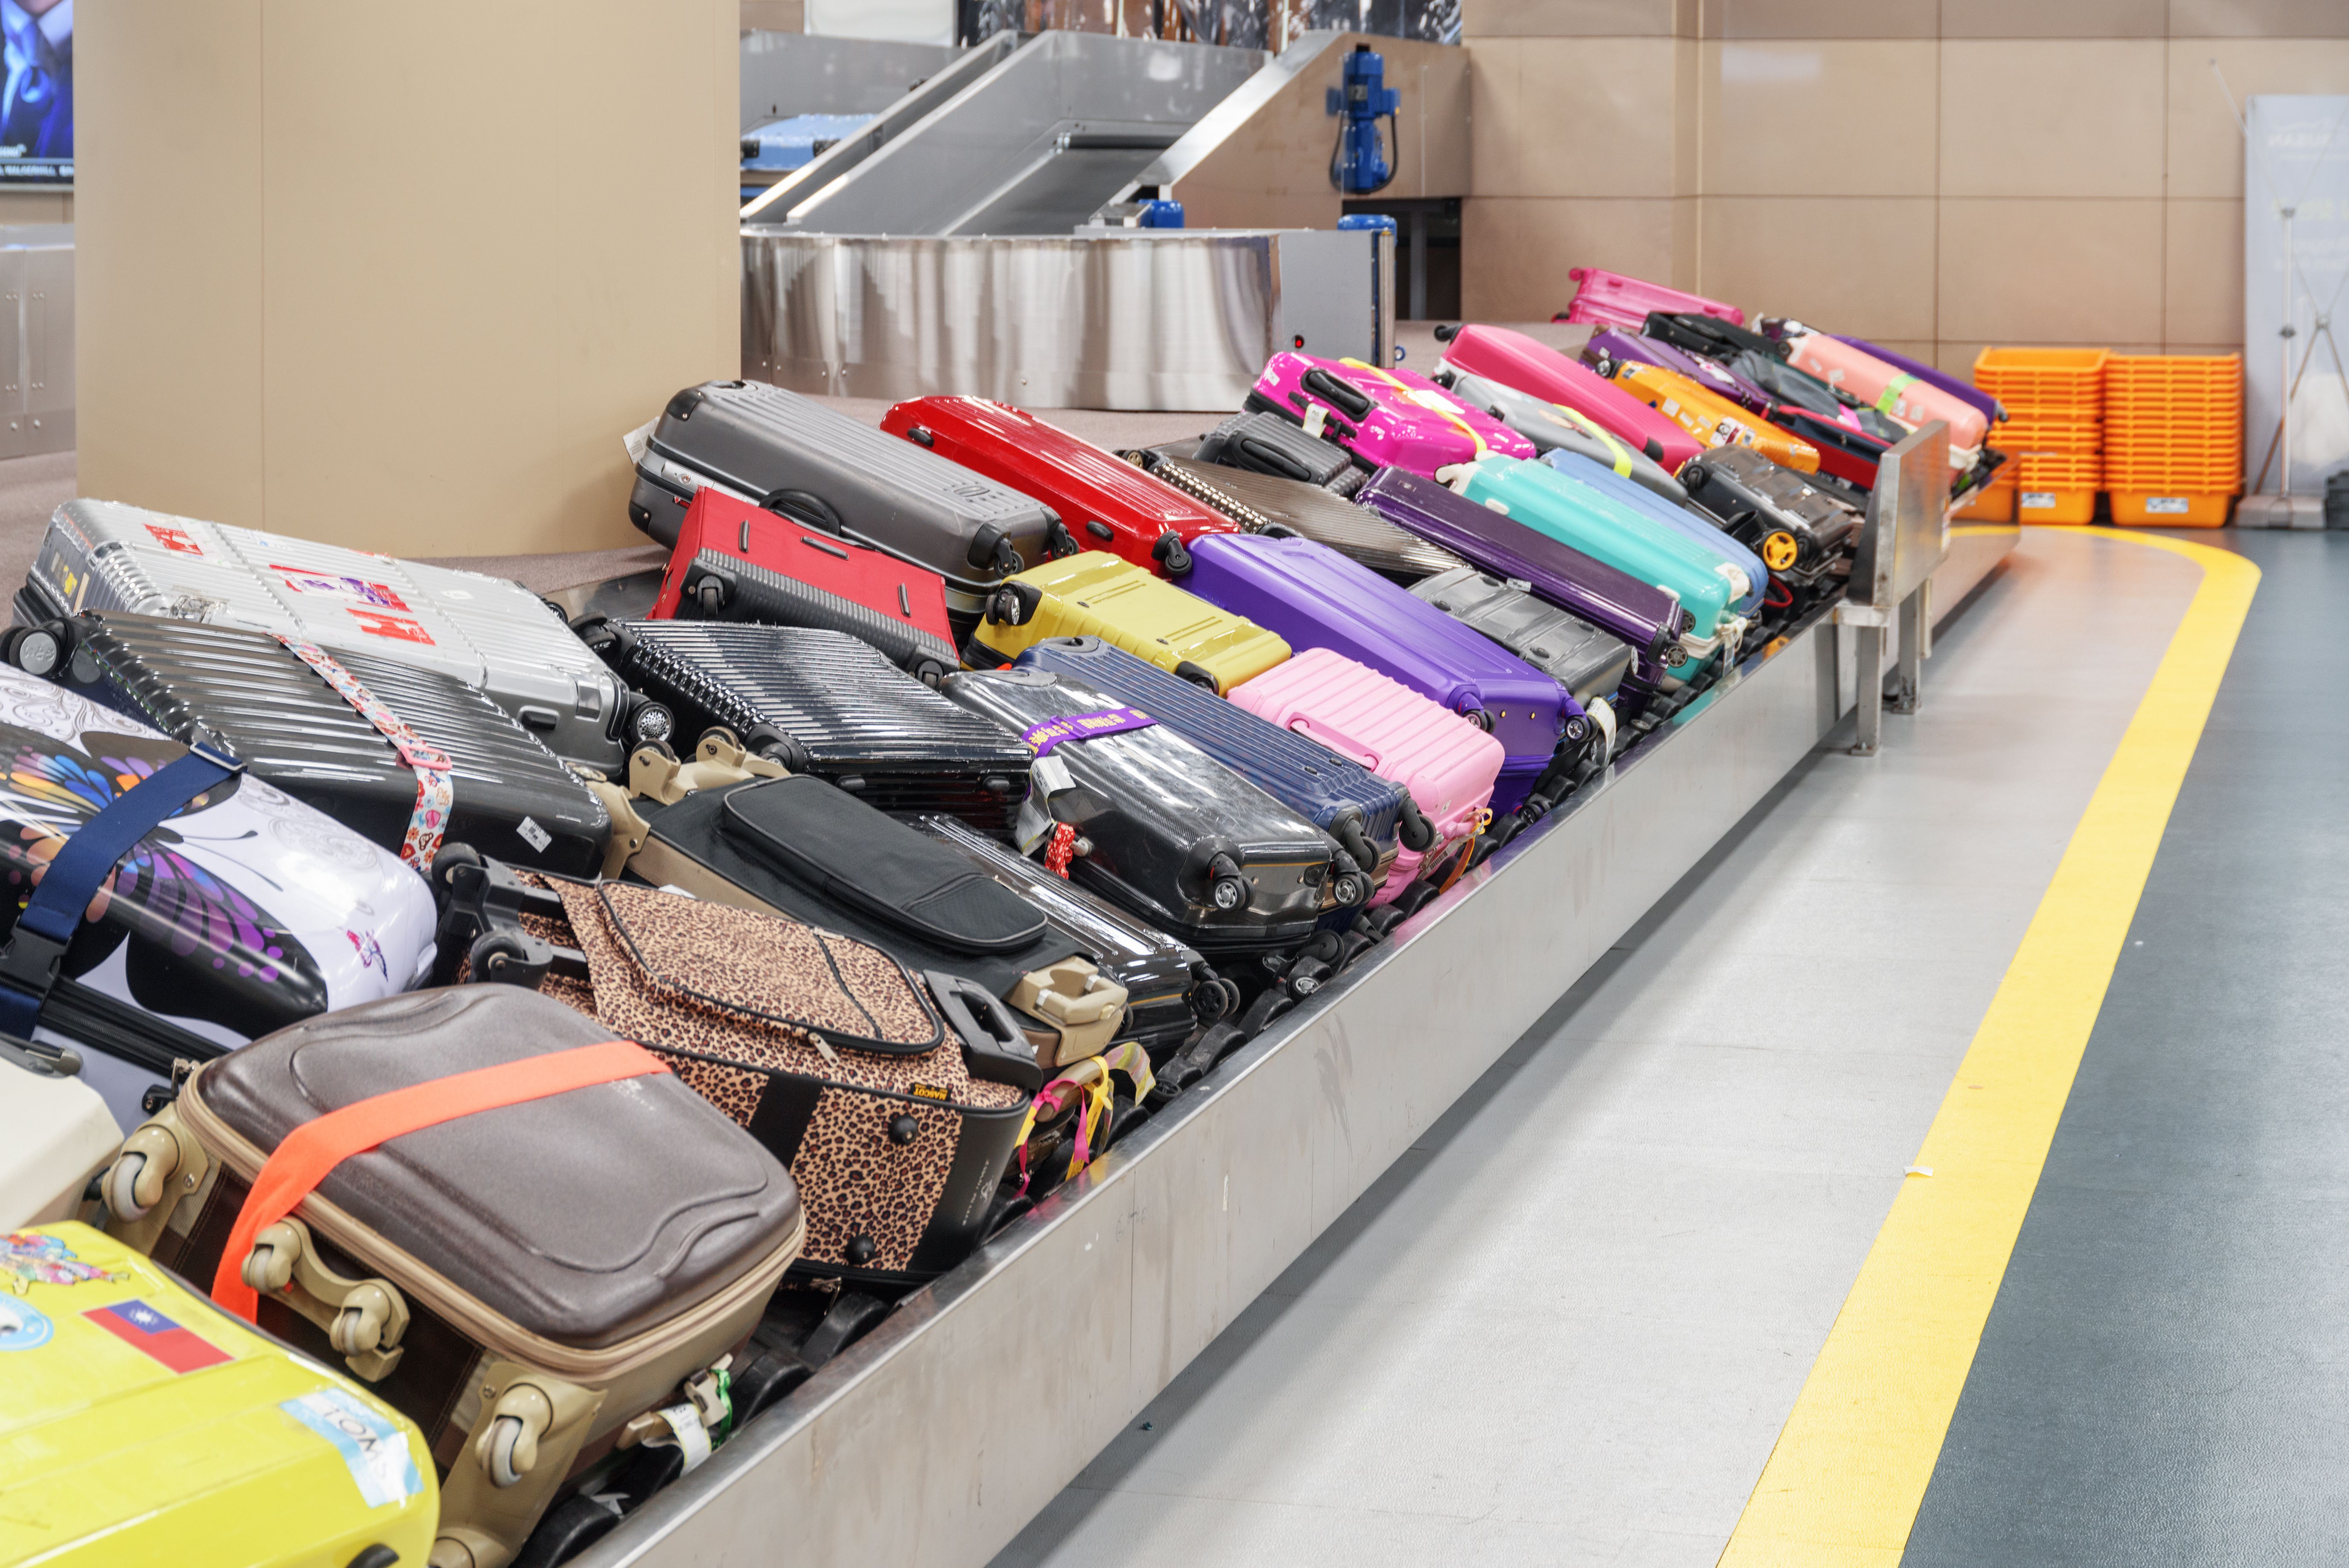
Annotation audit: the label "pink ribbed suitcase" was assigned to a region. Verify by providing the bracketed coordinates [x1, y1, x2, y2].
[1228, 648, 1503, 904]
[1561, 269, 1745, 332]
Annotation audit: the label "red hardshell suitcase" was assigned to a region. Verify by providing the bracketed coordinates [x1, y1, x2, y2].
[880, 398, 1245, 577]
[649, 486, 961, 684]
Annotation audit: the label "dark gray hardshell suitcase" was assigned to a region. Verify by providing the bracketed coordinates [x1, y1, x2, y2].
[1677, 445, 1861, 588]
[64, 611, 611, 874]
[1195, 411, 1364, 495]
[1408, 568, 1634, 708]
[914, 813, 1219, 1057]
[1135, 453, 1464, 583]
[598, 620, 1030, 829]
[630, 380, 1059, 607]
[1012, 635, 1416, 888]
[939, 667, 1353, 955]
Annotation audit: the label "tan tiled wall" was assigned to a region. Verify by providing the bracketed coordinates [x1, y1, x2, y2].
[1462, 0, 2349, 378]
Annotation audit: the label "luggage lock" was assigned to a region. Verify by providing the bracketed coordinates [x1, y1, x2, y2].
[239, 1216, 411, 1380]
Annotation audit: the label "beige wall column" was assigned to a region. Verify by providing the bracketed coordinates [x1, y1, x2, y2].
[78, 1, 740, 557]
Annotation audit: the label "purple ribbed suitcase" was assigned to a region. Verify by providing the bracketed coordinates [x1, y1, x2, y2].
[1180, 533, 1589, 812]
[1353, 468, 1692, 700]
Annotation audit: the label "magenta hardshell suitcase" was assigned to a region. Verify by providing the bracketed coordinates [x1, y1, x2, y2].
[1561, 269, 1745, 332]
[1245, 352, 1535, 478]
[1229, 648, 1502, 904]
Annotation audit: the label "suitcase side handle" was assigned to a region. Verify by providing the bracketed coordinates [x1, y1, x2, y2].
[1283, 713, 1382, 773]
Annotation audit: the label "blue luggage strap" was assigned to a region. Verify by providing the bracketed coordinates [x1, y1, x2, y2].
[0, 746, 239, 1038]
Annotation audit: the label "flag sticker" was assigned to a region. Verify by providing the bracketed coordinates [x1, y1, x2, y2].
[144, 524, 203, 555]
[345, 609, 436, 645]
[84, 1299, 232, 1374]
[281, 1388, 424, 1509]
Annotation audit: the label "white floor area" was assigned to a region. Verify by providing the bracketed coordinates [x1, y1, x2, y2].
[991, 532, 2209, 1567]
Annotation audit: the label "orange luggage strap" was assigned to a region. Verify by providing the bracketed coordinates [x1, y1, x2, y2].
[211, 1040, 670, 1321]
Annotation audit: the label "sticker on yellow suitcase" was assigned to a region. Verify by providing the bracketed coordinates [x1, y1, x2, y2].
[0, 1222, 439, 1568]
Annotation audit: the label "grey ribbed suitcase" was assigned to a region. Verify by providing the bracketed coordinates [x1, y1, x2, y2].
[1408, 566, 1634, 707]
[22, 498, 648, 774]
[629, 380, 1059, 610]
[1135, 453, 1464, 583]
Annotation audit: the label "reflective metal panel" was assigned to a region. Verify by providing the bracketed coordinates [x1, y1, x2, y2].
[1851, 420, 1952, 610]
[738, 32, 963, 129]
[744, 227, 1386, 408]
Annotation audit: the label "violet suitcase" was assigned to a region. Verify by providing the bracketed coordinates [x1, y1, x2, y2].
[915, 812, 1227, 1058]
[1180, 533, 1594, 811]
[645, 484, 960, 685]
[1227, 649, 1503, 904]
[629, 380, 1060, 611]
[1133, 450, 1465, 582]
[102, 985, 803, 1568]
[1012, 634, 1427, 891]
[1678, 445, 1861, 592]
[1353, 466, 1692, 703]
[940, 666, 1356, 955]
[1194, 410, 1364, 494]
[1409, 568, 1633, 709]
[592, 619, 1031, 829]
[23, 498, 647, 774]
[60, 610, 611, 876]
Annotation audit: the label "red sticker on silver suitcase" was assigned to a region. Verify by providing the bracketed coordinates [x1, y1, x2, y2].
[344, 609, 435, 645]
[269, 564, 413, 613]
[144, 524, 203, 555]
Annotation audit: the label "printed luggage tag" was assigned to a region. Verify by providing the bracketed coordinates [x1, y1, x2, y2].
[1012, 708, 1157, 854]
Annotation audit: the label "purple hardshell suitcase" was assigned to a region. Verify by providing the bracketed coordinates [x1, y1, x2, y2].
[1353, 467, 1692, 703]
[1180, 533, 1591, 811]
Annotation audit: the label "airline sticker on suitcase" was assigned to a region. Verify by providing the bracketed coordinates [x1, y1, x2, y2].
[281, 1386, 427, 1508]
[270, 564, 414, 613]
[145, 523, 204, 555]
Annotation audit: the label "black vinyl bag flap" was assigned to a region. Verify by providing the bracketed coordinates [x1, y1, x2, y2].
[721, 776, 1047, 955]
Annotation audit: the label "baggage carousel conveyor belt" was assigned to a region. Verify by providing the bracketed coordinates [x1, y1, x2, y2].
[577, 525, 2020, 1568]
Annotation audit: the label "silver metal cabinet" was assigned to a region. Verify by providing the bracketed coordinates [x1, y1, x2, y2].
[0, 224, 71, 460]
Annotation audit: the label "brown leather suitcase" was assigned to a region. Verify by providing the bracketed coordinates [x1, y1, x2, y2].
[431, 855, 1040, 1291]
[102, 985, 803, 1568]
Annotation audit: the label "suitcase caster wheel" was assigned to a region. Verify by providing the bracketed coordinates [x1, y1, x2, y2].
[429, 842, 484, 891]
[1189, 976, 1240, 1023]
[1174, 661, 1220, 693]
[625, 698, 675, 750]
[1463, 707, 1494, 733]
[906, 657, 950, 689]
[104, 1152, 152, 1221]
[1151, 532, 1192, 576]
[486, 1416, 530, 1489]
[1206, 853, 1248, 911]
[1332, 871, 1367, 907]
[1, 623, 63, 678]
[469, 930, 536, 985]
[691, 577, 728, 615]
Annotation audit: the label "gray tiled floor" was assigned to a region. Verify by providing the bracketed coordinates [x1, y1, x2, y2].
[991, 531, 2208, 1568]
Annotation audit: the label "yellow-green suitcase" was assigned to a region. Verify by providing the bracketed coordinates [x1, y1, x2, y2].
[0, 1222, 439, 1568]
[971, 551, 1289, 695]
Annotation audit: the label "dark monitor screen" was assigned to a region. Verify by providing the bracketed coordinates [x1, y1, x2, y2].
[0, 0, 69, 186]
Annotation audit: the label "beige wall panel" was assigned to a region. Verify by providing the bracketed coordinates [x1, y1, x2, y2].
[1697, 196, 1936, 339]
[78, 2, 267, 526]
[1941, 0, 2166, 35]
[1462, 0, 1680, 37]
[2167, 39, 2349, 200]
[740, 0, 804, 31]
[0, 192, 68, 223]
[1462, 196, 1674, 319]
[2171, 0, 2349, 37]
[1672, 36, 1699, 196]
[1471, 37, 1677, 197]
[1935, 340, 1990, 379]
[1940, 40, 2166, 199]
[2165, 197, 2244, 347]
[1700, 0, 1937, 39]
[1702, 40, 1937, 197]
[1172, 35, 1463, 230]
[1939, 198, 2165, 344]
[1671, 193, 1699, 290]
[85, 0, 738, 556]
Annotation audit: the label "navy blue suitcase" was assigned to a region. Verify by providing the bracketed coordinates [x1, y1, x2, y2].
[1010, 635, 1432, 888]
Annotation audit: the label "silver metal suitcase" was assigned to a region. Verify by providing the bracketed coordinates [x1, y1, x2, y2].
[23, 498, 649, 774]
[1409, 566, 1634, 707]
[629, 380, 1059, 613]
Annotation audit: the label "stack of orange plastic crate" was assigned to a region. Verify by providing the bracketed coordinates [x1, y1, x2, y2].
[2101, 354, 2243, 527]
[1965, 348, 2109, 525]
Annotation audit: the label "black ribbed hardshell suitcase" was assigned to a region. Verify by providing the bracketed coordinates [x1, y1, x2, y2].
[1407, 567, 1634, 708]
[61, 611, 611, 875]
[1677, 445, 1861, 590]
[1133, 452, 1465, 583]
[629, 380, 1058, 612]
[594, 620, 1031, 829]
[938, 666, 1356, 955]
[1194, 411, 1363, 494]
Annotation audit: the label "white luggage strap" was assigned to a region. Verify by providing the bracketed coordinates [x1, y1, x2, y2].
[273, 636, 453, 870]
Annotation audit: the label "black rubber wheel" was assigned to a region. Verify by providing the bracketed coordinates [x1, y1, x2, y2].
[466, 929, 532, 984]
[428, 842, 483, 891]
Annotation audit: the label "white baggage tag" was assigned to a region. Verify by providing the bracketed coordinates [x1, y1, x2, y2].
[650, 1401, 714, 1473]
[1301, 404, 1329, 438]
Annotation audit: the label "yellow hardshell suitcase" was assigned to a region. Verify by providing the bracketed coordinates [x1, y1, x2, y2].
[1609, 360, 1822, 475]
[0, 1222, 438, 1568]
[970, 550, 1290, 695]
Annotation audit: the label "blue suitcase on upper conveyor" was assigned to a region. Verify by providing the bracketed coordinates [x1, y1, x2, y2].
[1542, 448, 1770, 617]
[1011, 635, 1431, 888]
[1181, 533, 1592, 812]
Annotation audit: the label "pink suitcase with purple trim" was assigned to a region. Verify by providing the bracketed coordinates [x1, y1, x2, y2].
[1245, 352, 1535, 478]
[1561, 269, 1745, 332]
[1434, 324, 1706, 475]
[1228, 648, 1502, 905]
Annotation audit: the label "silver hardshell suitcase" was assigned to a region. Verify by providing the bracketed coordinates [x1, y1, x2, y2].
[629, 379, 1059, 613]
[22, 498, 647, 774]
[1409, 566, 1634, 707]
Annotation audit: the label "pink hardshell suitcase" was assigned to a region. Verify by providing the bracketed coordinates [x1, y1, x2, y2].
[1435, 324, 1705, 475]
[1246, 351, 1535, 478]
[1778, 329, 1989, 453]
[1228, 648, 1503, 905]
[1561, 269, 1745, 332]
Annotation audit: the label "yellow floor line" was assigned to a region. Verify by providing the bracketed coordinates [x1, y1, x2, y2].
[1717, 529, 2261, 1568]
